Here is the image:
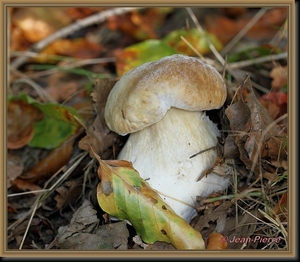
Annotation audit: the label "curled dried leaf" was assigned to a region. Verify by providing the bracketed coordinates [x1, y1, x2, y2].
[7, 100, 42, 149]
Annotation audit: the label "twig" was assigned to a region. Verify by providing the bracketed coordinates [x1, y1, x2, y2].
[10, 7, 142, 69]
[10, 68, 58, 103]
[185, 8, 257, 82]
[19, 202, 39, 249]
[229, 52, 287, 70]
[184, 7, 287, 84]
[189, 146, 216, 159]
[180, 36, 205, 60]
[180, 30, 246, 82]
[221, 7, 272, 56]
[186, 7, 225, 66]
[8, 190, 49, 198]
[270, 19, 288, 47]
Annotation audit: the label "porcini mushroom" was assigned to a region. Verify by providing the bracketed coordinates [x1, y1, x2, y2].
[105, 54, 230, 223]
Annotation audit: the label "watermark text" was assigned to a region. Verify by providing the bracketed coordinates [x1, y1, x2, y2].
[221, 235, 281, 245]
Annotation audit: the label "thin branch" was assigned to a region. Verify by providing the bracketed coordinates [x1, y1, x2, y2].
[186, 7, 225, 66]
[189, 146, 216, 159]
[229, 52, 287, 70]
[221, 7, 272, 56]
[270, 19, 288, 47]
[8, 189, 49, 198]
[10, 68, 58, 103]
[180, 36, 205, 60]
[10, 7, 142, 69]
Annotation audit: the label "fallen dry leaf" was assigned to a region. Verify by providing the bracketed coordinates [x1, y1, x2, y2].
[272, 192, 287, 222]
[107, 10, 157, 40]
[11, 177, 43, 192]
[43, 38, 103, 59]
[18, 133, 79, 184]
[54, 180, 82, 211]
[221, 7, 248, 18]
[244, 84, 287, 161]
[205, 15, 238, 44]
[240, 8, 287, 41]
[225, 79, 287, 181]
[269, 65, 288, 91]
[10, 23, 31, 51]
[223, 135, 240, 159]
[56, 199, 129, 249]
[11, 7, 72, 43]
[78, 78, 124, 160]
[65, 7, 105, 20]
[7, 152, 24, 188]
[259, 99, 281, 121]
[8, 215, 56, 248]
[193, 201, 233, 235]
[7, 202, 18, 213]
[206, 232, 227, 250]
[259, 92, 287, 127]
[205, 8, 287, 43]
[106, 8, 173, 40]
[31, 38, 102, 64]
[44, 71, 83, 103]
[7, 100, 42, 149]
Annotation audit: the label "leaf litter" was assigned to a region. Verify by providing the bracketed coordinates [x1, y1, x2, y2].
[7, 7, 289, 251]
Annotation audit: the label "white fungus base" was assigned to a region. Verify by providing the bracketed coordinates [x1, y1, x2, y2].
[118, 107, 231, 223]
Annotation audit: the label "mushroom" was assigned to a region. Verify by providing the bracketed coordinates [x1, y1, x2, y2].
[105, 54, 230, 223]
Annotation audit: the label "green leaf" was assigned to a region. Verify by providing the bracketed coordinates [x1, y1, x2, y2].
[94, 154, 205, 250]
[115, 28, 223, 77]
[162, 28, 223, 56]
[8, 93, 82, 149]
[227, 44, 281, 63]
[115, 39, 180, 76]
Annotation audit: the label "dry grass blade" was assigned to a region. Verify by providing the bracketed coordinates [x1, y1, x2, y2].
[180, 35, 205, 60]
[8, 189, 49, 198]
[10, 68, 58, 103]
[229, 52, 287, 70]
[11, 151, 88, 249]
[258, 209, 288, 245]
[186, 7, 225, 65]
[220, 7, 271, 56]
[24, 57, 116, 79]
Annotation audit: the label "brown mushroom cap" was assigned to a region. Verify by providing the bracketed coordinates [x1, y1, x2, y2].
[105, 54, 227, 135]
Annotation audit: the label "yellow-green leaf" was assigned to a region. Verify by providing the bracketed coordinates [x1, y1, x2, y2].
[94, 152, 205, 250]
[115, 39, 180, 76]
[8, 93, 83, 149]
[162, 28, 223, 56]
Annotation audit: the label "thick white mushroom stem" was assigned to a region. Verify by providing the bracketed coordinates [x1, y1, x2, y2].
[117, 107, 230, 223]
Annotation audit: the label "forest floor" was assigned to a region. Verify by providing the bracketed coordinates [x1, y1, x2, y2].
[6, 6, 289, 254]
